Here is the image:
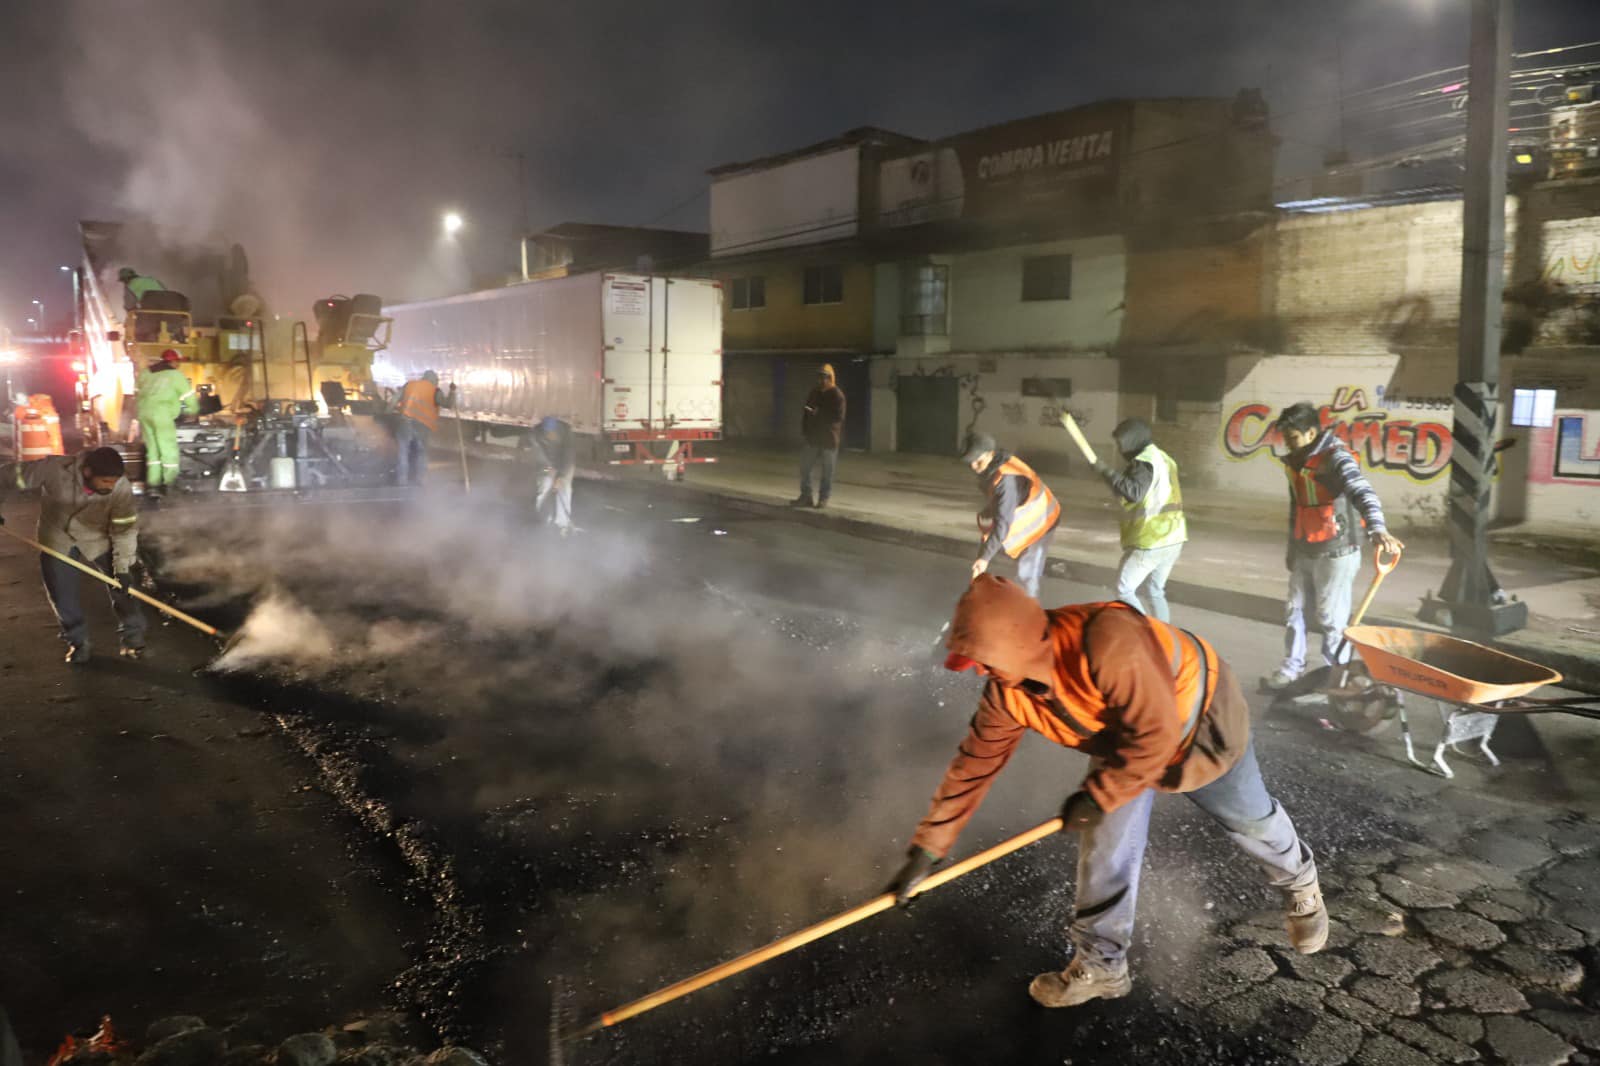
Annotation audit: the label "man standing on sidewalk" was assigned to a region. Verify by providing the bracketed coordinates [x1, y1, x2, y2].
[1263, 402, 1404, 691]
[792, 364, 845, 509]
[0, 446, 146, 664]
[885, 575, 1326, 1007]
[393, 370, 456, 486]
[963, 432, 1060, 600]
[532, 415, 576, 535]
[1093, 418, 1186, 622]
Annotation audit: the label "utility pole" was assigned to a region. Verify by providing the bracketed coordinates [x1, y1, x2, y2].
[1420, 0, 1527, 636]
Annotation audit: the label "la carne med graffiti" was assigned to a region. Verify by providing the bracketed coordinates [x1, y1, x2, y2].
[1223, 388, 1453, 481]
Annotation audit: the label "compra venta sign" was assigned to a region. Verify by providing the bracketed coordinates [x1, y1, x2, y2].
[977, 132, 1115, 180]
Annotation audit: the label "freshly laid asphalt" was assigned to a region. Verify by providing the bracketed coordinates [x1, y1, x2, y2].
[1, 467, 1596, 1064]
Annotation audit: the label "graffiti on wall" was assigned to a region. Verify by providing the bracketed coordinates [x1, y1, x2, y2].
[1222, 385, 1454, 481]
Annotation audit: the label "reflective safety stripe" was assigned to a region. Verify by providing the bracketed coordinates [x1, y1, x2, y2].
[995, 457, 1061, 557]
[111, 516, 139, 524]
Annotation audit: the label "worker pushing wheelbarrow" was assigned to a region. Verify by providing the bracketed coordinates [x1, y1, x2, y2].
[1268, 545, 1600, 777]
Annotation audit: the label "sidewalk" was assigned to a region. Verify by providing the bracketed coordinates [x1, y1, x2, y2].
[669, 442, 1600, 690]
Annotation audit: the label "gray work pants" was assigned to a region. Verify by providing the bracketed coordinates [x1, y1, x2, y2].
[394, 418, 432, 486]
[798, 445, 838, 503]
[1116, 543, 1184, 623]
[536, 469, 573, 530]
[1069, 741, 1317, 966]
[1281, 548, 1362, 676]
[1013, 527, 1056, 600]
[40, 548, 147, 652]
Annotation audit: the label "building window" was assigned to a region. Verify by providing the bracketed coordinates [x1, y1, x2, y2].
[1021, 254, 1073, 302]
[803, 264, 844, 305]
[1511, 388, 1556, 428]
[899, 264, 948, 336]
[730, 276, 765, 311]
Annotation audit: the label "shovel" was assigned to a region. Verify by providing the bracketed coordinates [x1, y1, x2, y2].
[0, 524, 233, 653]
[218, 419, 248, 493]
[559, 817, 1064, 1047]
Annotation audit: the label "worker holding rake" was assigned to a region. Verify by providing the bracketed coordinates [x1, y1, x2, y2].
[1, 447, 145, 664]
[888, 575, 1326, 1008]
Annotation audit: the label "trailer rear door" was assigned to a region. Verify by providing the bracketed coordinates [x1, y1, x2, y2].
[601, 275, 661, 432]
[656, 278, 722, 433]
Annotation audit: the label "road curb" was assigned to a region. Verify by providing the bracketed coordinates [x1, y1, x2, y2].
[649, 477, 1600, 694]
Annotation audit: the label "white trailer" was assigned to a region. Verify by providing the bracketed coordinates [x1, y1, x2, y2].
[379, 273, 722, 474]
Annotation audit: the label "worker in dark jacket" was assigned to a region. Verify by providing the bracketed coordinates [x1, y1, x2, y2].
[532, 415, 576, 534]
[1264, 402, 1404, 690]
[886, 575, 1325, 1007]
[1094, 418, 1186, 622]
[963, 432, 1060, 600]
[792, 364, 846, 509]
[0, 447, 146, 664]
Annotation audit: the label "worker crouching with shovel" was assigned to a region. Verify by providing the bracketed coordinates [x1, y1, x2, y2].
[888, 575, 1326, 1007]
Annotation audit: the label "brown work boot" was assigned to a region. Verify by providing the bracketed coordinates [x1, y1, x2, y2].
[1027, 957, 1132, 1008]
[1285, 881, 1329, 954]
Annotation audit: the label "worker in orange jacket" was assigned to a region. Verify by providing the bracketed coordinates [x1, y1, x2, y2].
[887, 575, 1326, 1008]
[393, 370, 455, 486]
[963, 433, 1060, 600]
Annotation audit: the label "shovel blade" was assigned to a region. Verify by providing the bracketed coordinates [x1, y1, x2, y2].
[218, 461, 248, 493]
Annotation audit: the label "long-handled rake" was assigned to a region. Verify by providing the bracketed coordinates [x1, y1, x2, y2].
[0, 524, 234, 653]
[558, 817, 1063, 1052]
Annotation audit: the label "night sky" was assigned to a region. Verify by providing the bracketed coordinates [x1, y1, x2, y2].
[2, 0, 1597, 323]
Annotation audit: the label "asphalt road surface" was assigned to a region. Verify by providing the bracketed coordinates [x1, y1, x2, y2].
[34, 474, 1600, 1064]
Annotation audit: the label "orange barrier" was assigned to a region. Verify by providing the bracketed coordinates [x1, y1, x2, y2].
[13, 394, 64, 459]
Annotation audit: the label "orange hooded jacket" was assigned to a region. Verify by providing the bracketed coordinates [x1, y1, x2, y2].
[910, 575, 1251, 859]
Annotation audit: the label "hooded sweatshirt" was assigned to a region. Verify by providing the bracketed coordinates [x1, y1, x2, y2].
[1094, 419, 1155, 505]
[1284, 428, 1388, 561]
[909, 575, 1249, 859]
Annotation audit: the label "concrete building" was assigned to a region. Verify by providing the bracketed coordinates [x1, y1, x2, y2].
[709, 128, 921, 448]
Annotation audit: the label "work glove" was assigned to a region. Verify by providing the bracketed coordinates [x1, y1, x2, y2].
[885, 846, 939, 907]
[1059, 791, 1103, 833]
[114, 572, 135, 594]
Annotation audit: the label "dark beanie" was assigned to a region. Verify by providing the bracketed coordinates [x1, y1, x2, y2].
[84, 447, 126, 478]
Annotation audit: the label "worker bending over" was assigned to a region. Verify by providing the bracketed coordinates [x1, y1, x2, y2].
[888, 575, 1325, 1007]
[0, 447, 145, 664]
[963, 433, 1060, 600]
[134, 349, 198, 500]
[1264, 402, 1404, 691]
[533, 415, 575, 535]
[1093, 418, 1186, 622]
[394, 370, 456, 486]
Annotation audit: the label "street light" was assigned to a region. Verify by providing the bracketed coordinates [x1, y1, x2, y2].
[442, 211, 464, 237]
[31, 299, 43, 325]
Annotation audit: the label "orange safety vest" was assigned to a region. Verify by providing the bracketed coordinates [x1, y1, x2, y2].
[14, 395, 64, 459]
[397, 379, 440, 431]
[1286, 449, 1355, 546]
[987, 456, 1060, 558]
[993, 602, 1220, 762]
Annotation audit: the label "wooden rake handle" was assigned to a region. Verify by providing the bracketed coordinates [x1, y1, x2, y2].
[1350, 545, 1401, 629]
[0, 523, 225, 640]
[569, 817, 1064, 1040]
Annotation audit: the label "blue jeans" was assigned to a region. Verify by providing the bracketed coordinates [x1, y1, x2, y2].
[40, 548, 147, 652]
[798, 445, 837, 503]
[1281, 549, 1362, 675]
[394, 418, 432, 485]
[1013, 527, 1056, 600]
[1070, 741, 1317, 966]
[1115, 543, 1183, 623]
